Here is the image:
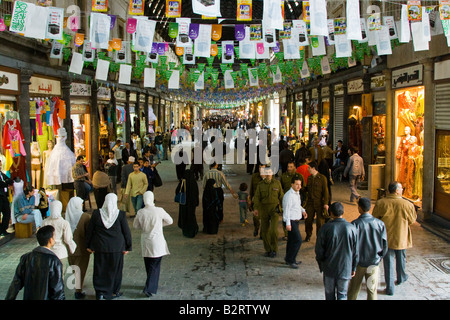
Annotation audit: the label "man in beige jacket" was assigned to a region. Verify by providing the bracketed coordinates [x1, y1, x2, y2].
[372, 181, 417, 296]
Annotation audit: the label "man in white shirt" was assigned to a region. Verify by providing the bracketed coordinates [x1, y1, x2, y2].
[282, 176, 307, 269]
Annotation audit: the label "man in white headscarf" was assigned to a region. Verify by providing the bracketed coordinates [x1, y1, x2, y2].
[41, 200, 77, 264]
[66, 196, 91, 299]
[85, 193, 132, 300]
[133, 191, 173, 297]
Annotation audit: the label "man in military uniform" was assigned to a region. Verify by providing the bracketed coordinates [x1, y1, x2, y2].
[304, 161, 329, 242]
[253, 167, 284, 258]
[280, 161, 305, 239]
[249, 164, 266, 237]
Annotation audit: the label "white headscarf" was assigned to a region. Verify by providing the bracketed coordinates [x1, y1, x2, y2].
[143, 191, 155, 208]
[49, 200, 63, 219]
[100, 193, 120, 229]
[65, 197, 84, 233]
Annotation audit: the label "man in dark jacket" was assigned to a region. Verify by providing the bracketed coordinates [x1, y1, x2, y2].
[0, 166, 13, 237]
[5, 225, 65, 300]
[315, 202, 358, 300]
[348, 197, 387, 300]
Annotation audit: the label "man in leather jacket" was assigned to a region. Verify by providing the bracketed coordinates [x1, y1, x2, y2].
[348, 197, 388, 300]
[5, 225, 65, 300]
[315, 202, 358, 300]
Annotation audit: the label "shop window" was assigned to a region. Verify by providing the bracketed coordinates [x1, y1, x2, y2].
[435, 130, 450, 220]
[395, 86, 424, 203]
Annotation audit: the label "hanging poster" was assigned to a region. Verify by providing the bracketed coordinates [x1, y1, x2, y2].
[194, 24, 212, 58]
[279, 22, 291, 39]
[263, 0, 283, 30]
[168, 70, 180, 89]
[440, 1, 450, 20]
[326, 19, 335, 44]
[50, 40, 63, 59]
[176, 18, 193, 48]
[183, 46, 195, 65]
[25, 4, 47, 40]
[224, 70, 234, 89]
[292, 20, 309, 46]
[119, 64, 132, 85]
[248, 68, 258, 86]
[46, 7, 64, 40]
[310, 36, 326, 56]
[303, 1, 310, 22]
[189, 23, 199, 40]
[346, 0, 362, 41]
[256, 42, 269, 59]
[133, 18, 156, 53]
[263, 24, 276, 47]
[250, 24, 262, 41]
[116, 41, 130, 63]
[376, 25, 393, 55]
[90, 12, 111, 49]
[146, 43, 159, 64]
[192, 0, 221, 17]
[222, 40, 234, 63]
[411, 20, 429, 51]
[74, 33, 84, 47]
[144, 68, 156, 88]
[237, 0, 252, 21]
[309, 0, 328, 36]
[195, 72, 205, 91]
[399, 4, 411, 43]
[129, 0, 145, 16]
[359, 18, 369, 43]
[95, 59, 110, 81]
[92, 0, 108, 12]
[368, 12, 381, 31]
[407, 1, 422, 21]
[335, 34, 352, 58]
[235, 24, 245, 41]
[283, 37, 300, 59]
[82, 41, 95, 62]
[10, 1, 31, 34]
[239, 26, 256, 59]
[166, 0, 182, 18]
[383, 16, 398, 40]
[212, 24, 222, 41]
[69, 52, 84, 75]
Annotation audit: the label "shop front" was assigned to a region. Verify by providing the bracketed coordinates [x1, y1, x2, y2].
[370, 75, 387, 164]
[98, 86, 112, 162]
[320, 86, 330, 146]
[294, 92, 303, 140]
[346, 78, 363, 155]
[115, 90, 127, 144]
[333, 83, 344, 149]
[70, 82, 91, 174]
[392, 64, 425, 207]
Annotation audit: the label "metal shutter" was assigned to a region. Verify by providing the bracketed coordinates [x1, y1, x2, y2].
[334, 96, 344, 146]
[435, 83, 450, 130]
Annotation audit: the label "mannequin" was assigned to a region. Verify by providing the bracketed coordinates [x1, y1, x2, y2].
[396, 126, 417, 198]
[45, 128, 76, 186]
[42, 140, 54, 189]
[31, 142, 42, 189]
[11, 177, 24, 224]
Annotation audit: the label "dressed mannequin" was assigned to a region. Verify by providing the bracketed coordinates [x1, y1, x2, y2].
[31, 142, 42, 189]
[396, 126, 417, 198]
[45, 128, 76, 186]
[11, 177, 24, 225]
[42, 140, 54, 189]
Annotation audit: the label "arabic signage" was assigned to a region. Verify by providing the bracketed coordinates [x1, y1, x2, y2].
[392, 65, 423, 89]
[29, 76, 61, 95]
[70, 83, 91, 96]
[347, 79, 364, 94]
[97, 86, 111, 100]
[0, 67, 20, 94]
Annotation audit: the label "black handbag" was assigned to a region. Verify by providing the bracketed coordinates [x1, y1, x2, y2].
[153, 169, 162, 187]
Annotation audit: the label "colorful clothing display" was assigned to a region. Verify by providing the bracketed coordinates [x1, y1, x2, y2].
[396, 135, 418, 199]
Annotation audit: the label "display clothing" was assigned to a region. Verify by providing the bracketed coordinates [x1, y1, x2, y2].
[45, 129, 76, 186]
[9, 156, 27, 185]
[396, 135, 418, 198]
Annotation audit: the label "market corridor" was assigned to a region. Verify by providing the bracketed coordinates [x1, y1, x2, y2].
[0, 159, 449, 300]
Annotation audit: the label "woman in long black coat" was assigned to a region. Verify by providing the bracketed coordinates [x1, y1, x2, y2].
[202, 178, 221, 234]
[176, 169, 199, 238]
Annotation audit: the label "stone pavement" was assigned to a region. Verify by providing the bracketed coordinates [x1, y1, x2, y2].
[0, 158, 449, 301]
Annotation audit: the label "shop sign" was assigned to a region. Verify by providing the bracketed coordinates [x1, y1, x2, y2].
[321, 86, 330, 97]
[70, 83, 91, 96]
[434, 60, 450, 81]
[115, 90, 126, 101]
[334, 83, 344, 96]
[29, 76, 61, 95]
[130, 92, 137, 102]
[348, 79, 364, 94]
[392, 65, 423, 88]
[71, 104, 88, 113]
[0, 68, 19, 94]
[371, 75, 386, 89]
[295, 92, 302, 100]
[311, 88, 318, 99]
[97, 86, 111, 99]
[139, 94, 146, 103]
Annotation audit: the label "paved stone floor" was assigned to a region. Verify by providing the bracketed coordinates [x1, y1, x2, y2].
[1, 157, 449, 301]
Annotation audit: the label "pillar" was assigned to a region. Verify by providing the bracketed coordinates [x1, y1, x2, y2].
[19, 69, 33, 183]
[125, 90, 131, 145]
[329, 83, 335, 146]
[144, 93, 149, 135]
[90, 81, 100, 174]
[384, 69, 393, 189]
[61, 77, 73, 150]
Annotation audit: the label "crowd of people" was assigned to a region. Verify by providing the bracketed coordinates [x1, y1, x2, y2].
[3, 124, 418, 301]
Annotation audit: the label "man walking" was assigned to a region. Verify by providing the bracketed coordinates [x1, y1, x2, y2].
[124, 163, 148, 217]
[253, 167, 284, 258]
[304, 161, 329, 242]
[154, 132, 164, 161]
[282, 176, 307, 269]
[348, 197, 388, 300]
[315, 202, 358, 300]
[343, 146, 365, 204]
[372, 181, 417, 296]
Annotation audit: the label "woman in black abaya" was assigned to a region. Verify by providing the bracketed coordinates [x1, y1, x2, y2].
[202, 178, 221, 234]
[176, 169, 199, 238]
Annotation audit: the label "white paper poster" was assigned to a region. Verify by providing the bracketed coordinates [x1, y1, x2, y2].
[422, 7, 431, 41]
[283, 38, 300, 59]
[176, 18, 193, 48]
[116, 41, 130, 64]
[69, 52, 84, 75]
[263, 0, 283, 30]
[168, 70, 180, 89]
[399, 4, 411, 43]
[376, 25, 392, 55]
[183, 46, 195, 65]
[82, 41, 95, 62]
[95, 59, 110, 81]
[192, 0, 221, 17]
[248, 68, 259, 87]
[311, 36, 326, 56]
[144, 68, 156, 88]
[133, 19, 156, 53]
[335, 34, 352, 57]
[383, 16, 398, 40]
[346, 0, 362, 41]
[326, 19, 335, 45]
[411, 21, 429, 51]
[292, 20, 309, 46]
[273, 66, 282, 83]
[224, 70, 234, 89]
[195, 24, 212, 58]
[25, 5, 47, 40]
[50, 41, 63, 59]
[263, 25, 277, 48]
[359, 18, 369, 43]
[119, 64, 132, 85]
[239, 27, 256, 59]
[90, 12, 111, 50]
[9, 1, 32, 34]
[222, 40, 235, 63]
[195, 72, 204, 91]
[321, 56, 331, 74]
[300, 60, 310, 78]
[46, 7, 64, 40]
[310, 0, 328, 36]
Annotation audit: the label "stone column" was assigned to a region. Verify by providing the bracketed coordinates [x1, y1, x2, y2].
[144, 93, 149, 135]
[19, 69, 33, 184]
[384, 69, 393, 189]
[329, 84, 335, 146]
[125, 90, 131, 145]
[342, 81, 349, 147]
[61, 77, 73, 150]
[90, 81, 100, 174]
[421, 59, 434, 220]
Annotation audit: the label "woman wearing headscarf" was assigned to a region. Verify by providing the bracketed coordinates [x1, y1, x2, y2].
[66, 196, 92, 299]
[202, 178, 221, 234]
[85, 193, 132, 300]
[175, 169, 199, 238]
[41, 200, 77, 266]
[133, 191, 173, 297]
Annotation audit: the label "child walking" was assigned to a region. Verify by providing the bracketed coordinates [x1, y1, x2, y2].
[237, 183, 250, 226]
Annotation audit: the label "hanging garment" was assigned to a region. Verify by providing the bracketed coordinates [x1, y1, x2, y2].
[2, 119, 26, 160]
